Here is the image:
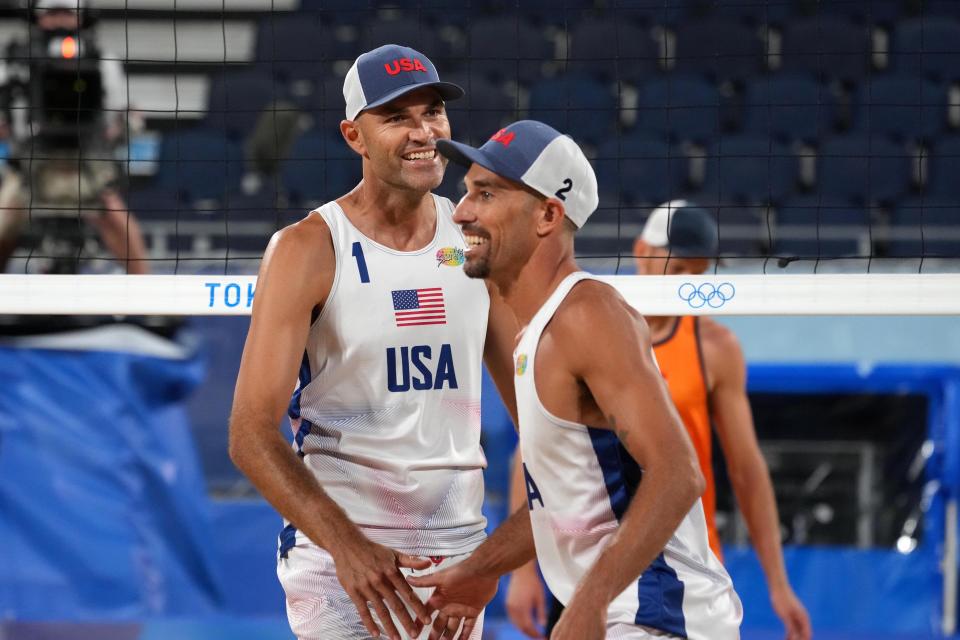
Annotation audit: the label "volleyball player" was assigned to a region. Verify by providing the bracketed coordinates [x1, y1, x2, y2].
[407, 121, 743, 640]
[229, 45, 517, 640]
[506, 200, 811, 640]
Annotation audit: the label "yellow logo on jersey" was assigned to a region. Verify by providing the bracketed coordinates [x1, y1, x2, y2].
[436, 247, 465, 267]
[515, 354, 528, 376]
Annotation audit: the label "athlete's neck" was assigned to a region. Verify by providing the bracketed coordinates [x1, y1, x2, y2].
[337, 179, 437, 251]
[496, 236, 579, 326]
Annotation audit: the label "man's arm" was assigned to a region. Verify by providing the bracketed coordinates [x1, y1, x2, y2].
[505, 449, 548, 638]
[549, 284, 705, 639]
[704, 321, 811, 640]
[229, 220, 430, 639]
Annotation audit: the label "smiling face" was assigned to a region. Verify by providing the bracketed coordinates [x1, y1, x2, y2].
[348, 87, 451, 193]
[453, 163, 546, 280]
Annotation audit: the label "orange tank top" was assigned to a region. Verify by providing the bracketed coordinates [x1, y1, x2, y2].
[652, 316, 721, 560]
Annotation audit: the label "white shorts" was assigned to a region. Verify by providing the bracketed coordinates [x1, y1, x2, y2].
[607, 622, 683, 639]
[277, 542, 484, 640]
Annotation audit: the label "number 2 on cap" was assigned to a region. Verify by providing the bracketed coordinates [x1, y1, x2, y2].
[555, 178, 573, 201]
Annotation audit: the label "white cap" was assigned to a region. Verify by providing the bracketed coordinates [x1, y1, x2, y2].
[437, 120, 599, 228]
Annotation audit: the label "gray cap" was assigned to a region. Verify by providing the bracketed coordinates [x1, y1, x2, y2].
[640, 199, 718, 257]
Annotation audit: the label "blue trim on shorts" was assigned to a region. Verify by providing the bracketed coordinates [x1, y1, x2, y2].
[587, 427, 687, 637]
[278, 523, 297, 559]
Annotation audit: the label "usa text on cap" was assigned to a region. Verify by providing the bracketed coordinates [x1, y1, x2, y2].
[343, 44, 464, 121]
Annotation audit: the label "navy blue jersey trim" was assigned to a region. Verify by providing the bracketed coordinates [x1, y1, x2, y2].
[587, 427, 687, 636]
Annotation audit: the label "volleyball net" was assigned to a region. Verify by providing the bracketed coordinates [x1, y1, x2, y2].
[0, 0, 958, 315]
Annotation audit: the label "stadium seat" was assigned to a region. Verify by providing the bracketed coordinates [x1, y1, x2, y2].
[774, 195, 872, 257]
[528, 74, 618, 146]
[206, 69, 285, 138]
[699, 0, 793, 24]
[923, 135, 960, 197]
[813, 0, 905, 24]
[915, 0, 960, 18]
[157, 128, 244, 204]
[781, 18, 873, 80]
[467, 16, 555, 83]
[816, 134, 912, 203]
[255, 14, 349, 81]
[594, 134, 689, 206]
[852, 75, 947, 140]
[281, 130, 359, 207]
[742, 74, 833, 142]
[674, 18, 766, 79]
[634, 75, 720, 142]
[359, 17, 444, 61]
[700, 135, 798, 204]
[566, 17, 661, 83]
[607, 0, 686, 25]
[893, 17, 960, 82]
[889, 196, 960, 257]
[444, 75, 519, 145]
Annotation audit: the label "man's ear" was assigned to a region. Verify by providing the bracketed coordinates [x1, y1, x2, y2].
[536, 198, 567, 237]
[634, 236, 650, 258]
[341, 119, 365, 156]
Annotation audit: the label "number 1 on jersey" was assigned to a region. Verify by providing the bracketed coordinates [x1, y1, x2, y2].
[351, 241, 370, 284]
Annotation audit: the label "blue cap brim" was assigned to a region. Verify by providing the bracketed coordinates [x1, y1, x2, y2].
[360, 81, 464, 115]
[436, 139, 524, 184]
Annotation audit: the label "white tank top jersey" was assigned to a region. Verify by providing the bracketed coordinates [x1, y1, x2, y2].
[279, 194, 492, 557]
[514, 272, 743, 639]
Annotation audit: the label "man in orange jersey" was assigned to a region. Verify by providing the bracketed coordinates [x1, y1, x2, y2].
[505, 200, 811, 640]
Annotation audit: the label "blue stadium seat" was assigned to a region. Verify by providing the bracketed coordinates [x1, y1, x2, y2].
[924, 136, 960, 197]
[700, 135, 798, 203]
[255, 14, 351, 80]
[674, 18, 765, 79]
[608, 0, 685, 25]
[853, 75, 947, 140]
[916, 0, 960, 18]
[444, 75, 519, 146]
[781, 18, 873, 80]
[742, 74, 833, 142]
[125, 183, 183, 221]
[696, 0, 793, 24]
[774, 195, 872, 257]
[567, 17, 661, 83]
[281, 130, 359, 206]
[157, 129, 244, 204]
[594, 134, 689, 206]
[814, 0, 905, 24]
[893, 17, 960, 82]
[889, 196, 960, 257]
[359, 17, 444, 61]
[206, 70, 285, 138]
[816, 134, 912, 203]
[512, 0, 596, 25]
[634, 75, 720, 142]
[467, 16, 555, 83]
[528, 74, 618, 146]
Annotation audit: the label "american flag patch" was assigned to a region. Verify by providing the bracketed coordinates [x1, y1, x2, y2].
[391, 288, 446, 327]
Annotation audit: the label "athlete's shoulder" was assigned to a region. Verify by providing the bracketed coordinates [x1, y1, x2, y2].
[698, 317, 746, 386]
[698, 317, 743, 358]
[260, 210, 335, 296]
[551, 277, 646, 344]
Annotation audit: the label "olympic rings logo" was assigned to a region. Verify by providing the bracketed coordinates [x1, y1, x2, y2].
[678, 282, 736, 309]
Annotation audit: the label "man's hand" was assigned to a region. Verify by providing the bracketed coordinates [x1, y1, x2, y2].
[771, 585, 812, 640]
[505, 563, 547, 638]
[332, 538, 433, 639]
[549, 599, 606, 640]
[407, 559, 499, 640]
